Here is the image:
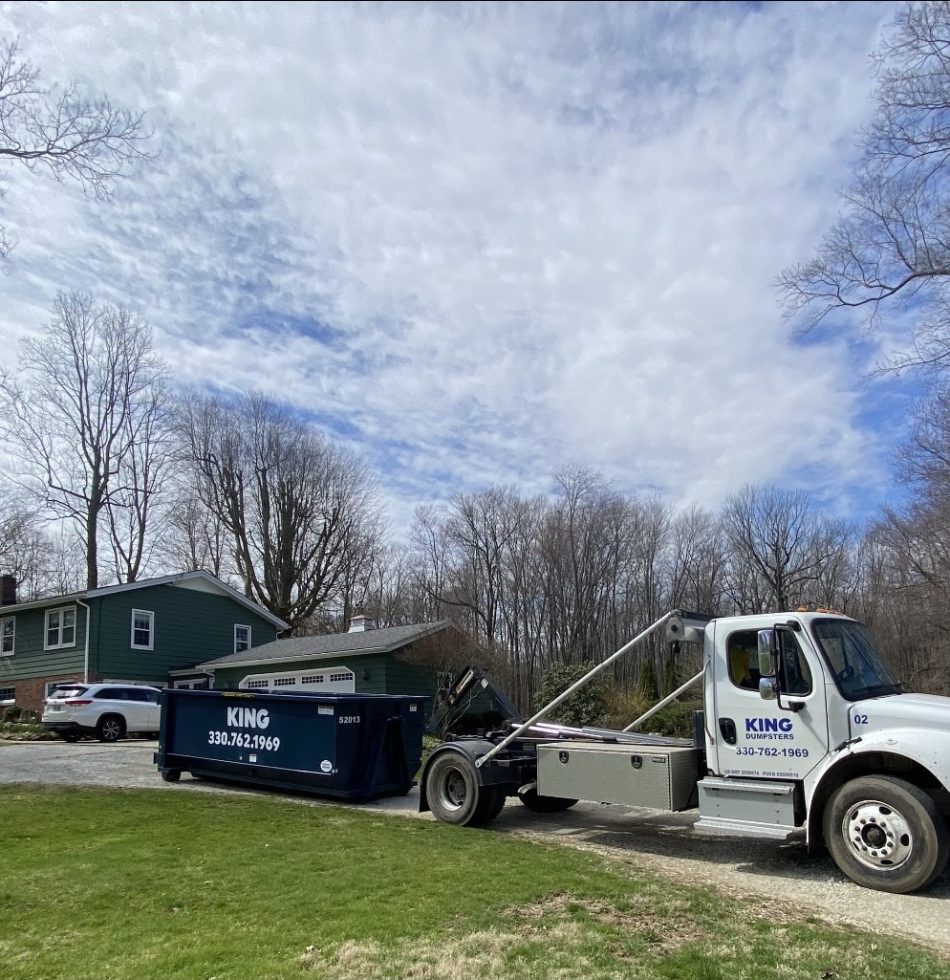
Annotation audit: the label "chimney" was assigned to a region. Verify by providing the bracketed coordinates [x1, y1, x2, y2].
[348, 614, 375, 633]
[1, 575, 17, 607]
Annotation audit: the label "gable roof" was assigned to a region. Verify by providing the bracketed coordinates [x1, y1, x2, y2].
[0, 570, 289, 631]
[196, 620, 453, 671]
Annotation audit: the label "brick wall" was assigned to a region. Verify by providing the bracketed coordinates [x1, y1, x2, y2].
[7, 674, 87, 715]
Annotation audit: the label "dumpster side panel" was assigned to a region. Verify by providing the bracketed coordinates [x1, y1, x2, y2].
[157, 689, 426, 801]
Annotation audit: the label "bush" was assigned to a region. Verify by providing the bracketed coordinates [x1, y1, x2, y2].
[2, 705, 22, 722]
[604, 688, 702, 738]
[533, 661, 608, 728]
[603, 688, 651, 730]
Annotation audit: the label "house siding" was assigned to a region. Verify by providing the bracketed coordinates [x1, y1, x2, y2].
[0, 578, 281, 712]
[0, 604, 87, 681]
[90, 585, 278, 682]
[382, 659, 438, 699]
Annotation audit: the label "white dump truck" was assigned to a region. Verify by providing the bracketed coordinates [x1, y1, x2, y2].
[419, 610, 950, 893]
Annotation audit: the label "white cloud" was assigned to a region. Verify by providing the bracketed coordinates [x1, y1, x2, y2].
[0, 1, 905, 535]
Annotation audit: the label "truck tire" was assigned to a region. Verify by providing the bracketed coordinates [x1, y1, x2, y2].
[823, 775, 949, 893]
[518, 787, 578, 813]
[425, 751, 505, 827]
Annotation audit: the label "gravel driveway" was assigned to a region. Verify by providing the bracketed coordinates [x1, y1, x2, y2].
[3, 738, 949, 954]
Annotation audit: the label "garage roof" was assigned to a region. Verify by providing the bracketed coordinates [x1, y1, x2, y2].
[196, 620, 452, 671]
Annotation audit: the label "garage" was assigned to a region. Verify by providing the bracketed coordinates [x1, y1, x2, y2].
[195, 618, 471, 710]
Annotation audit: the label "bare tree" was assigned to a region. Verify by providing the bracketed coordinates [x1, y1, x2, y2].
[779, 3, 950, 374]
[0, 37, 152, 257]
[668, 505, 727, 616]
[0, 497, 57, 600]
[152, 474, 231, 578]
[542, 468, 640, 666]
[0, 292, 168, 589]
[180, 391, 381, 631]
[722, 484, 854, 612]
[105, 384, 176, 583]
[337, 543, 415, 630]
[409, 504, 453, 623]
[857, 385, 950, 692]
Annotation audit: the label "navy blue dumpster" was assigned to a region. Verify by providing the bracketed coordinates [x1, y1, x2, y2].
[154, 688, 428, 801]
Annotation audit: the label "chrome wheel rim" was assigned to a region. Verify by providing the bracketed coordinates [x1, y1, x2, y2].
[842, 799, 913, 871]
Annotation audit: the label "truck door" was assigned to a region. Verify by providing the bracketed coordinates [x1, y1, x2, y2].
[710, 625, 829, 780]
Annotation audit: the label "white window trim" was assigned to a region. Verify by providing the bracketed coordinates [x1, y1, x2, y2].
[0, 616, 14, 656]
[44, 606, 77, 651]
[131, 609, 155, 651]
[234, 624, 252, 654]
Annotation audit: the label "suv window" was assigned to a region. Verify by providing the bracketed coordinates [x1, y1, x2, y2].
[144, 690, 160, 704]
[50, 685, 87, 699]
[126, 689, 149, 702]
[95, 688, 128, 700]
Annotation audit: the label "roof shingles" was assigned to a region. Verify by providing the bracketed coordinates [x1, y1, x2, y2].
[197, 621, 451, 670]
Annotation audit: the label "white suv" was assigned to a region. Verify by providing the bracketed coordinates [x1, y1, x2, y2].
[42, 683, 162, 743]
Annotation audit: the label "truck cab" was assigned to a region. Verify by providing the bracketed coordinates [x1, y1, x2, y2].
[698, 611, 950, 892]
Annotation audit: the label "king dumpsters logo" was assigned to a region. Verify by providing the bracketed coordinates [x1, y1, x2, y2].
[226, 706, 270, 729]
[745, 717, 793, 740]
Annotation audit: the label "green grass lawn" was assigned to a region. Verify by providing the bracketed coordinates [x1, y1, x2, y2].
[2, 785, 948, 980]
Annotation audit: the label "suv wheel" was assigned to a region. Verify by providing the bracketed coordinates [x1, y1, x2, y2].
[97, 715, 126, 743]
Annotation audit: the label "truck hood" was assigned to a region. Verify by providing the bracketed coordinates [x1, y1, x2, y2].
[852, 693, 950, 732]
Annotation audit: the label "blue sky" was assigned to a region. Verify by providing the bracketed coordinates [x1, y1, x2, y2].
[0, 1, 913, 534]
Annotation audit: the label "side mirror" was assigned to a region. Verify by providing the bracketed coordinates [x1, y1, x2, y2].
[759, 676, 779, 701]
[758, 629, 776, 677]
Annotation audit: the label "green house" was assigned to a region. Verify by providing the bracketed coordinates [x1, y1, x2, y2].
[196, 618, 467, 710]
[0, 571, 288, 713]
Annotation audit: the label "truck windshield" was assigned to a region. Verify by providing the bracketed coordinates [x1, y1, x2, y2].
[811, 619, 901, 701]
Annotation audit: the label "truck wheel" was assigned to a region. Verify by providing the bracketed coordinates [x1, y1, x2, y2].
[425, 752, 504, 827]
[518, 787, 578, 813]
[823, 776, 949, 893]
[160, 769, 181, 783]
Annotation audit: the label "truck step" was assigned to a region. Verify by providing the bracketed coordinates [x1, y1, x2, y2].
[692, 816, 802, 840]
[696, 776, 801, 837]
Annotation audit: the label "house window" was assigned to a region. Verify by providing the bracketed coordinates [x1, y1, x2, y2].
[131, 609, 154, 650]
[0, 686, 14, 705]
[245, 679, 269, 689]
[301, 674, 325, 684]
[45, 607, 77, 650]
[234, 624, 251, 654]
[0, 617, 14, 656]
[329, 672, 352, 683]
[273, 676, 296, 687]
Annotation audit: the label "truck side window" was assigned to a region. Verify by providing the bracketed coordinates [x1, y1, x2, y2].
[778, 631, 812, 696]
[727, 631, 760, 691]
